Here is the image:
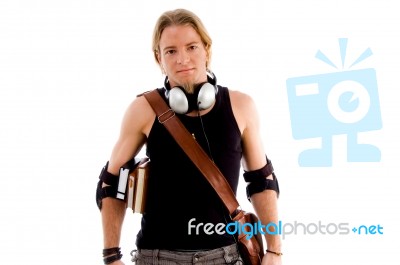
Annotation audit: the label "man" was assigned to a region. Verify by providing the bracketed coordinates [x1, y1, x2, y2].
[98, 8, 282, 265]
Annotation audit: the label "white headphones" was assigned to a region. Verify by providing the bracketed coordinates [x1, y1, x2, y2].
[164, 71, 218, 114]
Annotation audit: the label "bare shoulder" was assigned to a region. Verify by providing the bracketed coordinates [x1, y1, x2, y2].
[121, 91, 156, 137]
[228, 89, 258, 133]
[228, 89, 257, 110]
[127, 92, 154, 113]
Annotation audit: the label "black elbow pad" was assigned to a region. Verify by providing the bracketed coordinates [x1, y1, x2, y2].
[95, 162, 120, 210]
[243, 158, 280, 201]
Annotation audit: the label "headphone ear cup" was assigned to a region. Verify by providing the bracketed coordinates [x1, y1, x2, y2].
[168, 87, 189, 114]
[197, 83, 216, 110]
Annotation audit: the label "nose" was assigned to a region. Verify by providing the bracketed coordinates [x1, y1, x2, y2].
[177, 50, 190, 65]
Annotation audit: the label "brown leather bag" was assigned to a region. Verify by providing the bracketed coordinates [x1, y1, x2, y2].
[234, 211, 264, 265]
[143, 89, 264, 265]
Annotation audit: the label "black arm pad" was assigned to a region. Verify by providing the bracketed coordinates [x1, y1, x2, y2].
[95, 158, 147, 210]
[246, 173, 280, 201]
[95, 162, 121, 210]
[243, 158, 280, 201]
[100, 162, 119, 186]
[243, 159, 274, 182]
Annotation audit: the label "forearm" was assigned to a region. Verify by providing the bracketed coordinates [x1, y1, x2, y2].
[101, 197, 126, 248]
[251, 189, 281, 252]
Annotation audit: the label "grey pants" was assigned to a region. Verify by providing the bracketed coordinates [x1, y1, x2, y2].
[131, 244, 243, 265]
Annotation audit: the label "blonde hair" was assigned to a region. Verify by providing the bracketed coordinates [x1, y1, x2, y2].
[152, 9, 212, 69]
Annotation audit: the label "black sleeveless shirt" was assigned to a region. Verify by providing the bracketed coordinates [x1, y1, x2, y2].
[136, 86, 242, 250]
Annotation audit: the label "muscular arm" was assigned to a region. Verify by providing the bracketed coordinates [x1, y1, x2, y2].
[101, 95, 155, 249]
[230, 91, 282, 264]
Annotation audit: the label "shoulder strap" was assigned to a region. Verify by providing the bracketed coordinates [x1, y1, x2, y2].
[142, 89, 240, 216]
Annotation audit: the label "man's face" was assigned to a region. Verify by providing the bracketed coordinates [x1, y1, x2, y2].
[157, 25, 209, 93]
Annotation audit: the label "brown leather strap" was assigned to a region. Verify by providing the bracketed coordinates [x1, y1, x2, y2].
[143, 89, 240, 215]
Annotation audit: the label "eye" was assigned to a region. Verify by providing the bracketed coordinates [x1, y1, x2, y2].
[188, 45, 198, 50]
[165, 50, 176, 55]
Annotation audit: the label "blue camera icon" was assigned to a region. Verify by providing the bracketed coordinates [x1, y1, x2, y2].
[286, 68, 382, 166]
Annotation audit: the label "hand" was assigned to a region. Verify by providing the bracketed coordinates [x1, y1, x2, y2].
[262, 252, 282, 265]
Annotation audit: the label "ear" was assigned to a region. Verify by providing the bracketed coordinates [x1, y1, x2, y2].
[205, 45, 212, 68]
[156, 51, 162, 64]
[155, 52, 166, 74]
[160, 65, 166, 75]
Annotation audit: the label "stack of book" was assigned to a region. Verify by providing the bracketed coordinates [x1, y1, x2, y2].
[126, 158, 150, 214]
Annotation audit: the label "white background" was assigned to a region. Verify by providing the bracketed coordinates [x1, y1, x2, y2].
[1, 0, 399, 264]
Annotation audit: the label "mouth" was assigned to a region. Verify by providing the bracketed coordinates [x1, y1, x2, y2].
[177, 68, 195, 74]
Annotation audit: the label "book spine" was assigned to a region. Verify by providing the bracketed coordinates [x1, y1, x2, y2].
[127, 176, 135, 209]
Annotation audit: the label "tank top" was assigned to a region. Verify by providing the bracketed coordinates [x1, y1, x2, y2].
[136, 86, 242, 250]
